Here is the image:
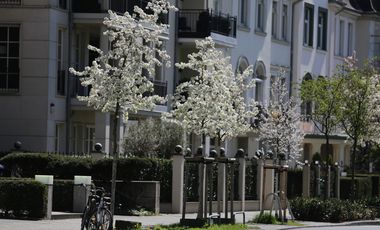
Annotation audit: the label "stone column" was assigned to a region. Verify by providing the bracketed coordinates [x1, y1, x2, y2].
[314, 162, 321, 197]
[217, 159, 226, 215]
[326, 165, 331, 198]
[238, 156, 246, 211]
[73, 176, 92, 213]
[335, 163, 341, 199]
[302, 162, 310, 197]
[35, 175, 54, 220]
[95, 111, 111, 155]
[171, 149, 185, 213]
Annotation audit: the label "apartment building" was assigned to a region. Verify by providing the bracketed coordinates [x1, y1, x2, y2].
[0, 0, 379, 165]
[0, 0, 176, 154]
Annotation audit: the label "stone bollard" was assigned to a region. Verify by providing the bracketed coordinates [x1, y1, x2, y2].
[171, 145, 185, 214]
[35, 175, 53, 219]
[217, 148, 226, 215]
[302, 161, 310, 197]
[73, 176, 92, 213]
[236, 149, 246, 211]
[334, 162, 341, 199]
[314, 161, 321, 197]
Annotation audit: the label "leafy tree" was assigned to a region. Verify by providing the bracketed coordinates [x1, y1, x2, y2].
[124, 118, 183, 158]
[300, 76, 343, 163]
[69, 0, 176, 214]
[336, 53, 380, 197]
[163, 37, 257, 154]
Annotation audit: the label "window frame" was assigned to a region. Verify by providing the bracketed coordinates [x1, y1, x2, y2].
[272, 1, 278, 38]
[317, 7, 328, 51]
[338, 20, 345, 56]
[281, 4, 288, 41]
[57, 28, 66, 96]
[347, 22, 353, 56]
[303, 3, 314, 47]
[256, 0, 265, 32]
[0, 25, 20, 93]
[239, 0, 249, 27]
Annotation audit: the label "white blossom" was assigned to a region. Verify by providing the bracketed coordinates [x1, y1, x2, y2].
[163, 37, 258, 142]
[69, 0, 176, 121]
[259, 74, 304, 161]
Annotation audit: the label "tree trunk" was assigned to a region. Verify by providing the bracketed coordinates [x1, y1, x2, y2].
[110, 102, 120, 216]
[351, 139, 357, 200]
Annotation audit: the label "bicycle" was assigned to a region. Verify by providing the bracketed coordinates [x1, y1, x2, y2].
[80, 186, 113, 230]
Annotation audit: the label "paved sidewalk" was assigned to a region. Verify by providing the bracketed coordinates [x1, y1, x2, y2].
[0, 212, 379, 230]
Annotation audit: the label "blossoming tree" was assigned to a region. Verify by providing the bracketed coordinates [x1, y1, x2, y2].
[164, 37, 257, 154]
[259, 74, 304, 163]
[336, 53, 380, 197]
[69, 0, 176, 215]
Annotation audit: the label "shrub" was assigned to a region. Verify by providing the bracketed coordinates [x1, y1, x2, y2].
[0, 153, 91, 179]
[290, 197, 376, 222]
[253, 213, 277, 224]
[53, 180, 73, 212]
[0, 179, 47, 219]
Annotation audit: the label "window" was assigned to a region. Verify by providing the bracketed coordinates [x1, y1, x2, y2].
[84, 126, 95, 153]
[282, 4, 288, 40]
[301, 74, 313, 121]
[339, 21, 345, 55]
[0, 25, 19, 93]
[59, 0, 67, 9]
[317, 8, 327, 50]
[347, 22, 353, 56]
[55, 123, 65, 152]
[57, 29, 66, 95]
[256, 0, 265, 32]
[272, 1, 278, 38]
[254, 62, 266, 103]
[239, 0, 248, 26]
[303, 3, 314, 47]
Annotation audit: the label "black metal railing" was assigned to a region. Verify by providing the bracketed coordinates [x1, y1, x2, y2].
[178, 9, 237, 38]
[0, 0, 21, 5]
[70, 76, 90, 97]
[109, 0, 168, 24]
[150, 79, 167, 98]
[72, 0, 102, 13]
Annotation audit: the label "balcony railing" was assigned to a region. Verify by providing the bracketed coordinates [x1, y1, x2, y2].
[178, 9, 237, 38]
[143, 79, 167, 98]
[72, 0, 102, 13]
[0, 0, 21, 5]
[70, 76, 90, 97]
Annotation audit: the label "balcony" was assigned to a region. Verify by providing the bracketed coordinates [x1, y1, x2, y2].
[72, 0, 103, 13]
[0, 0, 20, 5]
[70, 76, 90, 97]
[144, 79, 167, 99]
[178, 9, 237, 38]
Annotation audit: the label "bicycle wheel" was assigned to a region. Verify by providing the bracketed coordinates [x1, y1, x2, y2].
[85, 210, 98, 230]
[98, 208, 113, 230]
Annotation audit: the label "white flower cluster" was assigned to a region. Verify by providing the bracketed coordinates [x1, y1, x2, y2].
[259, 75, 304, 161]
[163, 37, 258, 141]
[69, 0, 176, 121]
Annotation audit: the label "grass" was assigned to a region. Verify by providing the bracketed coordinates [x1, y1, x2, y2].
[153, 224, 250, 230]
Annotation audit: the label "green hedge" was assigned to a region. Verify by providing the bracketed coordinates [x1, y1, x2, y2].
[53, 180, 74, 212]
[290, 197, 376, 222]
[0, 179, 47, 219]
[0, 153, 172, 202]
[340, 177, 372, 200]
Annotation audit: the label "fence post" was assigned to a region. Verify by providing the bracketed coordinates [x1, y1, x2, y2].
[315, 161, 321, 197]
[335, 162, 341, 199]
[171, 145, 185, 213]
[257, 159, 264, 211]
[73, 176, 92, 213]
[217, 148, 226, 215]
[302, 161, 310, 197]
[236, 149, 246, 211]
[326, 165, 331, 198]
[35, 175, 53, 220]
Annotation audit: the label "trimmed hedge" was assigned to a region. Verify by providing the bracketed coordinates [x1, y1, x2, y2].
[0, 178, 47, 219]
[290, 197, 376, 222]
[0, 153, 172, 202]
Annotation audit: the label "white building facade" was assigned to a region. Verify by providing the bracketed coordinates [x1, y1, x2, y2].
[0, 0, 379, 165]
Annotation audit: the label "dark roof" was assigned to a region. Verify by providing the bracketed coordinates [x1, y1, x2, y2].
[349, 0, 380, 13]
